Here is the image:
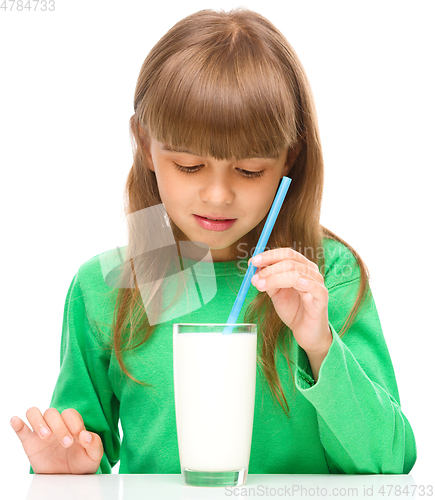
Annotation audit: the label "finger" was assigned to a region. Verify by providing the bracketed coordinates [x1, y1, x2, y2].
[78, 429, 104, 462]
[43, 407, 75, 448]
[257, 260, 324, 285]
[254, 270, 328, 307]
[296, 273, 329, 308]
[10, 415, 35, 443]
[62, 409, 104, 462]
[61, 409, 93, 448]
[250, 248, 319, 273]
[25, 406, 52, 439]
[61, 408, 86, 439]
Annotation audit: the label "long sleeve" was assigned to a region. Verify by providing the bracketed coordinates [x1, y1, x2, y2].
[294, 275, 417, 474]
[30, 272, 120, 474]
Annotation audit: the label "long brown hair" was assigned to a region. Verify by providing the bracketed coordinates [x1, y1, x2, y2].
[105, 8, 371, 417]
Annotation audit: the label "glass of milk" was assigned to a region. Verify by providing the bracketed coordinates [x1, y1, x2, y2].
[173, 323, 257, 487]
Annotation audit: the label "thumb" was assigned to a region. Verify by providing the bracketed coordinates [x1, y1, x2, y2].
[78, 430, 104, 463]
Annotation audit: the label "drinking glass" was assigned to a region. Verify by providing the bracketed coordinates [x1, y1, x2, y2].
[173, 323, 257, 487]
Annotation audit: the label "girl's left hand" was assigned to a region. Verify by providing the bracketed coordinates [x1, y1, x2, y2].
[249, 248, 332, 356]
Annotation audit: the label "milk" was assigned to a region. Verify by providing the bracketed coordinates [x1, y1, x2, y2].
[173, 331, 257, 472]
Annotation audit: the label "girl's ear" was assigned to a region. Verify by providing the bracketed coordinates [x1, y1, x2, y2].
[284, 139, 304, 176]
[137, 123, 155, 172]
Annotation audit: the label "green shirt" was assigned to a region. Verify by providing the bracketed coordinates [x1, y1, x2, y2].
[31, 238, 417, 474]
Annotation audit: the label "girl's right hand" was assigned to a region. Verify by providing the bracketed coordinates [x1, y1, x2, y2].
[10, 407, 104, 474]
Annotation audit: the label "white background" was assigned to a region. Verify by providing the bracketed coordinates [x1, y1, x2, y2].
[1, 0, 434, 485]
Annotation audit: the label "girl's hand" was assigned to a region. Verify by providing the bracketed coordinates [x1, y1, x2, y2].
[249, 248, 332, 357]
[10, 407, 104, 474]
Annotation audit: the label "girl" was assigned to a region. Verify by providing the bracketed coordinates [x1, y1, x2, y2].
[11, 8, 416, 475]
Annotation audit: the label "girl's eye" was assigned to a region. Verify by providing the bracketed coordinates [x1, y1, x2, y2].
[174, 163, 202, 174]
[173, 163, 265, 179]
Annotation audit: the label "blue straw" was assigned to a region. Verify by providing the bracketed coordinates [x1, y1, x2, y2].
[223, 176, 292, 334]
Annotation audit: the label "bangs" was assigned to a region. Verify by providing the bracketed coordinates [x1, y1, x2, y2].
[140, 27, 301, 161]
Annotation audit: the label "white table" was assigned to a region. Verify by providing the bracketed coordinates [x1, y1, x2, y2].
[4, 473, 430, 500]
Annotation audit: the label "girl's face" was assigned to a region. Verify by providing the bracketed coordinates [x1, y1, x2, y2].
[144, 136, 293, 262]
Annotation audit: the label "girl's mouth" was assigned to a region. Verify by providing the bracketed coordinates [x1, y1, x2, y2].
[193, 215, 237, 232]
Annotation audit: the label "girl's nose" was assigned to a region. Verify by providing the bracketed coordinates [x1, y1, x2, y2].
[199, 177, 236, 205]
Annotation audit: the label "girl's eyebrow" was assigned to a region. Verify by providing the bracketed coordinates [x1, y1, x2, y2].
[161, 144, 197, 155]
[160, 144, 281, 160]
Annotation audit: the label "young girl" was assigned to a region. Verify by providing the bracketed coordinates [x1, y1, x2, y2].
[11, 8, 416, 475]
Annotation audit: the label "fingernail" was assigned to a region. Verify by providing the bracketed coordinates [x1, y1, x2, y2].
[62, 436, 73, 447]
[40, 426, 49, 437]
[251, 274, 259, 284]
[10, 416, 17, 426]
[84, 431, 92, 443]
[252, 255, 262, 264]
[257, 279, 266, 289]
